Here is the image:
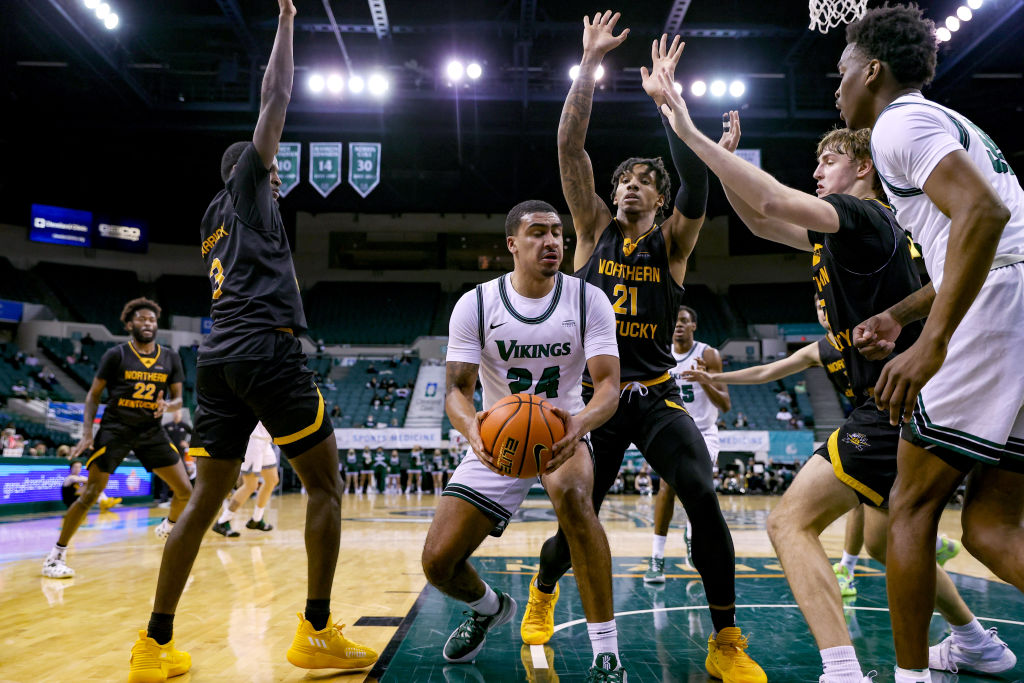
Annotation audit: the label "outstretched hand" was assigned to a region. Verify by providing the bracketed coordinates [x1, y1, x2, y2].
[657, 70, 698, 141]
[278, 0, 296, 17]
[582, 10, 629, 56]
[640, 34, 684, 106]
[719, 110, 741, 152]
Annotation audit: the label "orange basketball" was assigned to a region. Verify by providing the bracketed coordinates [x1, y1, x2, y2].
[479, 393, 566, 479]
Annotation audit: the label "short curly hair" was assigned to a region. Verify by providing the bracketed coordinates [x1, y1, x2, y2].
[610, 157, 672, 219]
[120, 297, 162, 326]
[846, 3, 937, 88]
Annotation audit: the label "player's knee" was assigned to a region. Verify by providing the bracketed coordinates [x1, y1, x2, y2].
[765, 506, 790, 545]
[78, 486, 103, 506]
[551, 483, 593, 524]
[961, 511, 1002, 562]
[421, 546, 456, 586]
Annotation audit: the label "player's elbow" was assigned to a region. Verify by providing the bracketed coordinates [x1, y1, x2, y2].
[977, 198, 1011, 230]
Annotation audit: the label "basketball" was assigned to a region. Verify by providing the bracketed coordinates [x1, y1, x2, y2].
[478, 393, 566, 479]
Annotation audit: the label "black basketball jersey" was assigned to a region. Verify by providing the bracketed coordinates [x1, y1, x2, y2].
[198, 143, 307, 365]
[576, 220, 683, 382]
[816, 336, 854, 400]
[96, 342, 184, 428]
[809, 195, 924, 405]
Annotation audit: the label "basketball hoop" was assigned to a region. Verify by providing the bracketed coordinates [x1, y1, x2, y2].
[808, 0, 868, 34]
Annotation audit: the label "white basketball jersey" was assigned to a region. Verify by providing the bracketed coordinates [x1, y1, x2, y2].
[670, 341, 719, 435]
[446, 272, 618, 415]
[872, 93, 1024, 289]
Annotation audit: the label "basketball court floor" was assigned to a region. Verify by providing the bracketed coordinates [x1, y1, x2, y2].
[2, 492, 1022, 682]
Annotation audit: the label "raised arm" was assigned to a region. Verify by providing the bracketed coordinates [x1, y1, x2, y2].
[682, 341, 821, 385]
[559, 11, 627, 244]
[253, 0, 297, 167]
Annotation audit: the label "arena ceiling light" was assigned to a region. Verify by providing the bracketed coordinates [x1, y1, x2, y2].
[466, 62, 482, 80]
[710, 79, 727, 97]
[936, 26, 952, 42]
[326, 73, 344, 94]
[95, 2, 110, 19]
[83, 0, 100, 9]
[673, 82, 683, 94]
[729, 80, 746, 98]
[308, 73, 326, 93]
[956, 6, 972, 21]
[946, 16, 961, 31]
[447, 60, 465, 82]
[569, 64, 604, 81]
[967, 0, 982, 8]
[690, 80, 707, 97]
[104, 13, 119, 29]
[368, 73, 388, 97]
[349, 74, 365, 94]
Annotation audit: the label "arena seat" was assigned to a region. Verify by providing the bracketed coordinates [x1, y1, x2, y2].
[728, 282, 818, 325]
[32, 262, 146, 334]
[304, 282, 440, 344]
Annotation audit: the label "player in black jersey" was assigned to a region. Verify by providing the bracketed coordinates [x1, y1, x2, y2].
[658, 81, 1012, 679]
[127, 4, 376, 682]
[42, 298, 191, 580]
[521, 17, 765, 681]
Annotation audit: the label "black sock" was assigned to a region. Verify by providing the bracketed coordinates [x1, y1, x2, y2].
[710, 605, 736, 634]
[305, 599, 331, 631]
[535, 577, 556, 595]
[147, 612, 175, 645]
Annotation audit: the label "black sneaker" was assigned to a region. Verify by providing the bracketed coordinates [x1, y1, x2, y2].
[442, 592, 517, 663]
[212, 521, 239, 537]
[587, 653, 627, 682]
[246, 519, 273, 531]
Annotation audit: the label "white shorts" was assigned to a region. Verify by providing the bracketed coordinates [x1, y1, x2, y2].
[241, 439, 278, 474]
[702, 429, 720, 466]
[907, 263, 1024, 469]
[442, 437, 592, 537]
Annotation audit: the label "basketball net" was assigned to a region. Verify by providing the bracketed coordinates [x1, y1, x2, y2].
[808, 0, 868, 33]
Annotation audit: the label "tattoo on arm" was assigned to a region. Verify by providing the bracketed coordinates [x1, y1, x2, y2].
[558, 73, 605, 228]
[445, 362, 479, 400]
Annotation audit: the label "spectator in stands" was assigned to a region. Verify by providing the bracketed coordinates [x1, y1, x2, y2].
[389, 417, 399, 427]
[790, 415, 805, 430]
[396, 387, 410, 399]
[635, 465, 653, 495]
[316, 338, 326, 355]
[366, 363, 378, 374]
[382, 388, 395, 408]
[36, 444, 49, 458]
[81, 333, 95, 347]
[12, 381, 27, 397]
[324, 377, 336, 391]
[26, 354, 39, 368]
[364, 414, 376, 428]
[775, 406, 793, 426]
[27, 445, 38, 457]
[776, 389, 791, 406]
[366, 376, 379, 390]
[57, 445, 71, 459]
[716, 417, 728, 430]
[371, 397, 382, 410]
[330, 404, 342, 418]
[733, 412, 749, 428]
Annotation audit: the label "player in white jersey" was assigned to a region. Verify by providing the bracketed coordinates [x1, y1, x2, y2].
[212, 422, 279, 536]
[644, 305, 730, 583]
[838, 6, 1024, 680]
[420, 200, 626, 680]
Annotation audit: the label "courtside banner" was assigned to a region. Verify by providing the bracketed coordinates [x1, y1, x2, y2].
[0, 462, 151, 504]
[719, 430, 771, 453]
[334, 428, 442, 449]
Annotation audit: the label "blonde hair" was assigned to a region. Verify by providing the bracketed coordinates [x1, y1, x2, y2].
[815, 128, 882, 196]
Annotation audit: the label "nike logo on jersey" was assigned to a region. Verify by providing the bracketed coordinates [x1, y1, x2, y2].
[495, 340, 572, 362]
[489, 322, 507, 329]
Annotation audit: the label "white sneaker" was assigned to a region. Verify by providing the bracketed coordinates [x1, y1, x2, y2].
[929, 628, 1017, 674]
[818, 671, 875, 683]
[41, 557, 75, 578]
[894, 669, 931, 683]
[154, 518, 174, 540]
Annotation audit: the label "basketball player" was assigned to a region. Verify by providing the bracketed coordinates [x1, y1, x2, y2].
[525, 19, 765, 681]
[126, 3, 377, 681]
[43, 298, 191, 580]
[421, 199, 627, 680]
[644, 305, 730, 583]
[658, 73, 1014, 680]
[836, 6, 1024, 680]
[212, 422, 279, 536]
[61, 460, 122, 511]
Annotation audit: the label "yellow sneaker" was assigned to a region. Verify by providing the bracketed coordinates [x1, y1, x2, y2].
[285, 612, 378, 670]
[521, 575, 559, 645]
[100, 496, 122, 512]
[705, 627, 766, 683]
[520, 643, 559, 683]
[128, 630, 191, 683]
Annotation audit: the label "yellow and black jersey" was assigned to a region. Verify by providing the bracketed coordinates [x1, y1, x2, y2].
[817, 336, 854, 400]
[96, 342, 184, 428]
[576, 220, 683, 382]
[809, 195, 924, 405]
[198, 142, 307, 366]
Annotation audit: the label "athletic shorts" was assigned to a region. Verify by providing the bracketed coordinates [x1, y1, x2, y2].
[443, 437, 593, 538]
[902, 263, 1024, 473]
[344, 460, 359, 474]
[816, 400, 898, 508]
[192, 331, 334, 461]
[702, 429, 720, 466]
[241, 438, 278, 474]
[585, 374, 710, 486]
[85, 422, 180, 473]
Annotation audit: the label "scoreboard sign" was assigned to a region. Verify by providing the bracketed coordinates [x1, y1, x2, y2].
[0, 461, 151, 505]
[29, 203, 149, 253]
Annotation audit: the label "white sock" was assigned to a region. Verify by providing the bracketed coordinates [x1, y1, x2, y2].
[218, 507, 234, 525]
[951, 618, 987, 648]
[894, 666, 931, 682]
[467, 584, 500, 616]
[841, 551, 858, 575]
[252, 506, 265, 522]
[652, 534, 668, 560]
[820, 645, 862, 683]
[587, 620, 619, 664]
[50, 544, 67, 561]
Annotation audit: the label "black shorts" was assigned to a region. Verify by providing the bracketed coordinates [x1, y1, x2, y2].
[192, 332, 334, 461]
[85, 422, 181, 473]
[585, 374, 709, 484]
[816, 401, 899, 508]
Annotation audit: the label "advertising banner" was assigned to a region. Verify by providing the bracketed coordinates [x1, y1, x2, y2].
[0, 462, 151, 505]
[348, 142, 381, 197]
[309, 142, 343, 197]
[334, 427, 442, 450]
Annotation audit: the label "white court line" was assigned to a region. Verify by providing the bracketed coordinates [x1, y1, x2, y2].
[530, 644, 548, 669]
[551, 604, 1024, 633]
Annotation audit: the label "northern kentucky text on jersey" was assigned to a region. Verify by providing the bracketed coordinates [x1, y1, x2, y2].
[597, 258, 661, 283]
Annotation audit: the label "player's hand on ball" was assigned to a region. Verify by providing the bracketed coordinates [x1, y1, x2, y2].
[718, 111, 741, 152]
[582, 10, 629, 56]
[70, 434, 93, 459]
[853, 311, 902, 361]
[468, 410, 498, 471]
[543, 407, 582, 474]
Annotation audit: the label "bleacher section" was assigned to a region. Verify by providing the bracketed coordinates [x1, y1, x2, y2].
[0, 257, 74, 320]
[33, 262, 145, 334]
[0, 343, 74, 401]
[727, 282, 818, 325]
[717, 361, 813, 429]
[681, 284, 743, 347]
[0, 411, 75, 449]
[325, 359, 420, 428]
[155, 275, 213, 320]
[304, 282, 440, 344]
[38, 336, 117, 391]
